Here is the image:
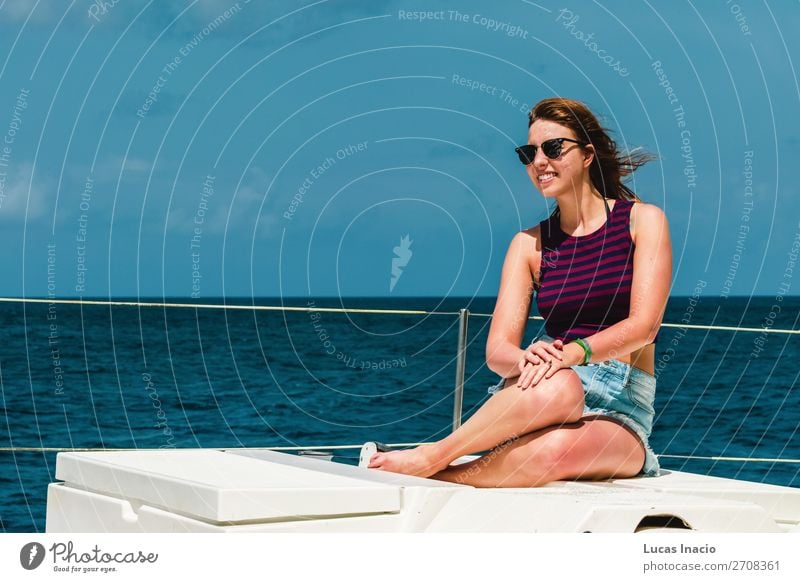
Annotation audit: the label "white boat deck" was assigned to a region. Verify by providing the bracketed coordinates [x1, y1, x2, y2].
[45, 448, 800, 533]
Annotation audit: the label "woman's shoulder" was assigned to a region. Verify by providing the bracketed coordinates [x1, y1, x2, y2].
[510, 226, 543, 290]
[630, 200, 667, 220]
[517, 223, 545, 252]
[504, 225, 542, 264]
[520, 223, 542, 240]
[630, 201, 669, 244]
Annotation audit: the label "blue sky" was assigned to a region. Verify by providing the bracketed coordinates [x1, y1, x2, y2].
[0, 0, 798, 298]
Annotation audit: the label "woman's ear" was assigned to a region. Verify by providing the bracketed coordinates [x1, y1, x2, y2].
[583, 145, 595, 168]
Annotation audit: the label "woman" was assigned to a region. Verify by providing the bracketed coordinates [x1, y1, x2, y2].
[368, 97, 672, 486]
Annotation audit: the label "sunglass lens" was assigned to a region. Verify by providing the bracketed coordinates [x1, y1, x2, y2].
[516, 145, 536, 165]
[542, 139, 563, 159]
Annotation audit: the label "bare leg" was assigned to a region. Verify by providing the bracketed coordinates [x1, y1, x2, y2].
[431, 417, 646, 487]
[368, 369, 585, 477]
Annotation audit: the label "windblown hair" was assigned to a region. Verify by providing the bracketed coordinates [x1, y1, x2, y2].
[528, 97, 655, 211]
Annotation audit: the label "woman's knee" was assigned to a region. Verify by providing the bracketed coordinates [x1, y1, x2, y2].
[525, 368, 584, 421]
[506, 430, 579, 484]
[518, 425, 645, 483]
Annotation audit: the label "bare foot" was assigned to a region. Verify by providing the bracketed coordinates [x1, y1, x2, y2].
[367, 444, 448, 477]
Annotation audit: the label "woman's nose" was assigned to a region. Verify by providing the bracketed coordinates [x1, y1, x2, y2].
[532, 146, 549, 168]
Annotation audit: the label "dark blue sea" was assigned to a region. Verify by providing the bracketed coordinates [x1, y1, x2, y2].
[1, 296, 798, 532]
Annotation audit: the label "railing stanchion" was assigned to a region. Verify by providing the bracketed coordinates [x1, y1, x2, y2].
[453, 308, 469, 431]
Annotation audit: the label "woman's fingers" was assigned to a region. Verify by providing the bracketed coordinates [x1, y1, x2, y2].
[544, 357, 568, 379]
[516, 339, 567, 389]
[519, 360, 549, 389]
[517, 362, 531, 386]
[534, 341, 563, 361]
[523, 341, 563, 369]
[545, 341, 568, 378]
[525, 351, 541, 365]
[517, 351, 540, 378]
[519, 362, 536, 389]
[518, 353, 535, 375]
[525, 364, 547, 389]
[515, 367, 527, 388]
[532, 362, 550, 386]
[530, 349, 554, 369]
[517, 363, 536, 390]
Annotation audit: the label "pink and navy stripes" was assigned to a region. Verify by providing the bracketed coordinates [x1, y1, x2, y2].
[535, 198, 659, 344]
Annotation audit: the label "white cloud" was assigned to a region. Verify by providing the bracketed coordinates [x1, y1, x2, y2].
[90, 155, 152, 182]
[0, 0, 60, 23]
[165, 167, 283, 239]
[0, 161, 50, 222]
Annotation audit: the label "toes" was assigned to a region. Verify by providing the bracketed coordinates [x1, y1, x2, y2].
[367, 453, 382, 468]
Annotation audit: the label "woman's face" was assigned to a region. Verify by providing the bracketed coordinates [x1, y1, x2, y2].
[525, 119, 592, 198]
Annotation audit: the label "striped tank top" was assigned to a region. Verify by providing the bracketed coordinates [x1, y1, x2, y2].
[535, 198, 659, 344]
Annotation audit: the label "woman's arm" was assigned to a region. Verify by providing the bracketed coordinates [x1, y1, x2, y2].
[486, 231, 538, 378]
[579, 203, 673, 362]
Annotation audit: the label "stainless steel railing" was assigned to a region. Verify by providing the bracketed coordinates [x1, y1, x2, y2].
[2, 296, 800, 431]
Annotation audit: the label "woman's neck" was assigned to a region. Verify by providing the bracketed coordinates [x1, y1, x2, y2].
[556, 186, 609, 233]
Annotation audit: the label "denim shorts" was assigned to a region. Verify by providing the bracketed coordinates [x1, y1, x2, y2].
[487, 332, 660, 477]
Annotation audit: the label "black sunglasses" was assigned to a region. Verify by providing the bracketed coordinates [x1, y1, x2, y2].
[514, 138, 588, 165]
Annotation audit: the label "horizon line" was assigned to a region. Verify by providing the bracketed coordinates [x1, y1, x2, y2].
[5, 294, 799, 300]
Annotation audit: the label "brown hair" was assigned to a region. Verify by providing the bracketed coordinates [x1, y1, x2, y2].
[528, 97, 654, 211]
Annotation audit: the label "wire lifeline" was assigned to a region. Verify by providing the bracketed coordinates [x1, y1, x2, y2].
[0, 297, 440, 316]
[2, 296, 798, 466]
[1, 446, 799, 464]
[1, 297, 798, 334]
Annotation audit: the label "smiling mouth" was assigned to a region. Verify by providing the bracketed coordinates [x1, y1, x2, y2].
[537, 172, 558, 185]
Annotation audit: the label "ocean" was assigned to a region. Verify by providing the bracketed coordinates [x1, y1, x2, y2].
[1, 295, 798, 532]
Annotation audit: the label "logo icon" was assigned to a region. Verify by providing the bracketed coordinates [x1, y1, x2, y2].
[19, 542, 46, 570]
[390, 234, 413, 292]
[542, 247, 560, 269]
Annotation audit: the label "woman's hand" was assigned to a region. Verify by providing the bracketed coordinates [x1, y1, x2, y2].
[515, 339, 565, 389]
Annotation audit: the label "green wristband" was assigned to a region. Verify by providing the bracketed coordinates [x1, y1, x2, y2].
[572, 338, 592, 365]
